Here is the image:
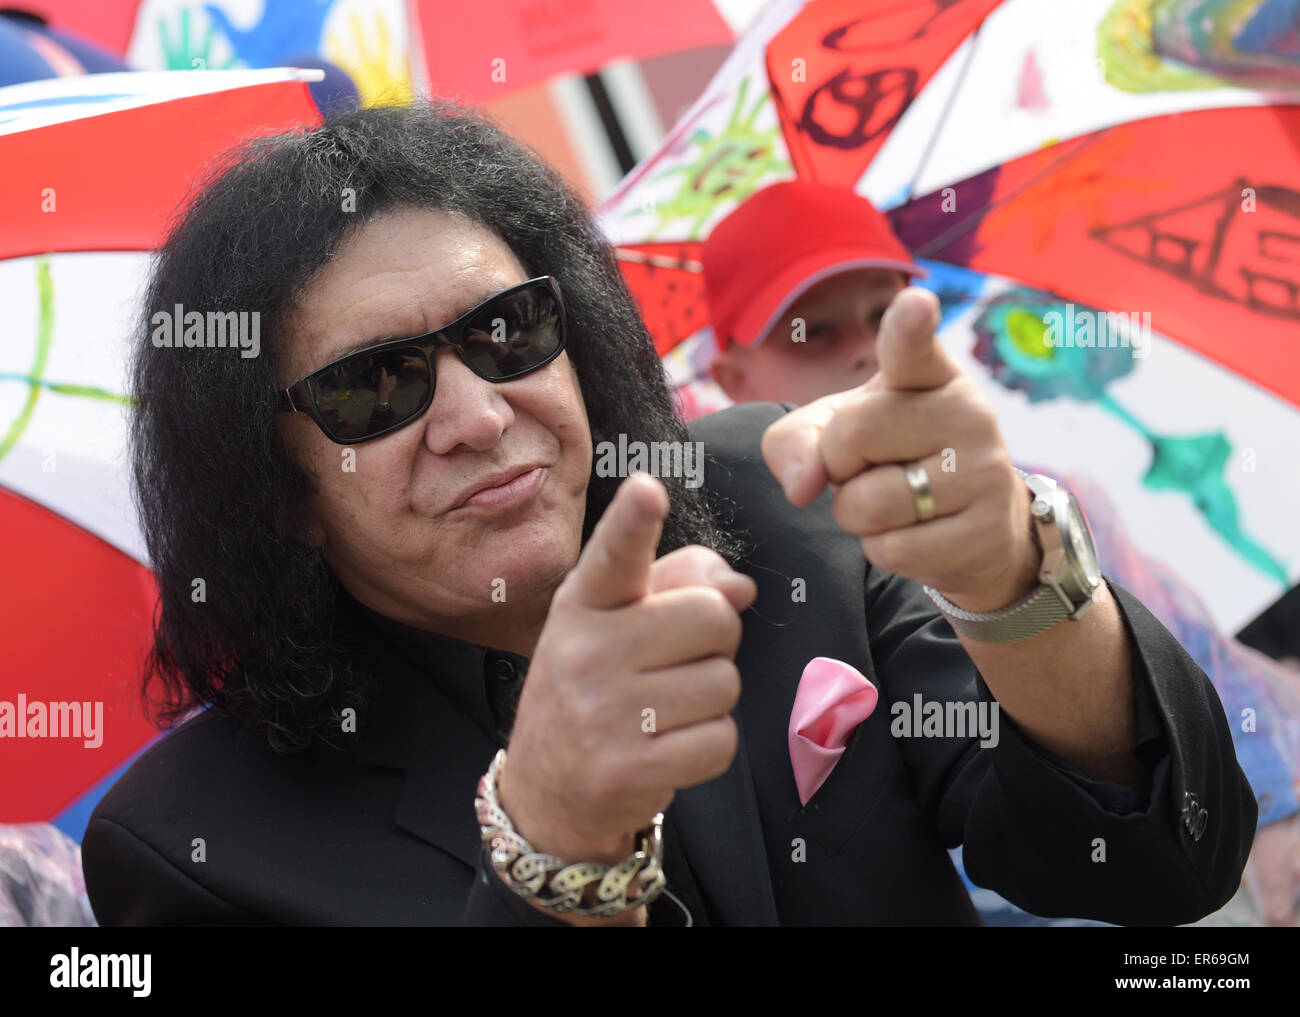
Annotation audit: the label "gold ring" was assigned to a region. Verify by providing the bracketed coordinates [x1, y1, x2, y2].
[903, 461, 936, 522]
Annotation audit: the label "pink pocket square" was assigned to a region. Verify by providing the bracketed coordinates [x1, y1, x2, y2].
[788, 657, 879, 807]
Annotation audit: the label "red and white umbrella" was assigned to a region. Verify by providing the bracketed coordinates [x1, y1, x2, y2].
[0, 68, 323, 825]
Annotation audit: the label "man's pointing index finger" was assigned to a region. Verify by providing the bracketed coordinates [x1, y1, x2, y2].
[874, 287, 957, 392]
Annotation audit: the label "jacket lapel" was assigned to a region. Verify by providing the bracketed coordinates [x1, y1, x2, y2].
[351, 655, 498, 872]
[670, 713, 781, 926]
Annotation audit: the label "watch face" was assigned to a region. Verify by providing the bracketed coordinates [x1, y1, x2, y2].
[1063, 493, 1102, 586]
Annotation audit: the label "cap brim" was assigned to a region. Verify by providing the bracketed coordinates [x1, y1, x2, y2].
[731, 252, 928, 350]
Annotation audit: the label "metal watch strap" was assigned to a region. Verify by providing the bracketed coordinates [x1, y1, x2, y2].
[920, 467, 1101, 642]
[922, 582, 1072, 643]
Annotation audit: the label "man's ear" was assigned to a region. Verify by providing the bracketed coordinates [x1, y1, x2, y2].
[709, 341, 748, 402]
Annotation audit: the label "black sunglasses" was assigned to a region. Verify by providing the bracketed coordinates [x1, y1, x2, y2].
[276, 276, 566, 444]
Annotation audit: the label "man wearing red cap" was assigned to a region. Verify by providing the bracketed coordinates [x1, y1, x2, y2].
[701, 180, 1295, 926]
[705, 180, 924, 406]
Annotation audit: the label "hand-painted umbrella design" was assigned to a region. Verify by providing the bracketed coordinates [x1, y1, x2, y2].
[15, 0, 755, 105]
[598, 0, 1300, 634]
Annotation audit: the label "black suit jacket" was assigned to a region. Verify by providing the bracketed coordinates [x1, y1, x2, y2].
[82, 402, 1256, 926]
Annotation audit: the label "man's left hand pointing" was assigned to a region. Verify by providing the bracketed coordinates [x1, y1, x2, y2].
[760, 287, 1041, 614]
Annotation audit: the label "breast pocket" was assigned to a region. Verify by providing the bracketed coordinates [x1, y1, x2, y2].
[789, 706, 899, 856]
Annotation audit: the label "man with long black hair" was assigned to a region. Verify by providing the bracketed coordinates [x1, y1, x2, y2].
[82, 101, 1254, 927]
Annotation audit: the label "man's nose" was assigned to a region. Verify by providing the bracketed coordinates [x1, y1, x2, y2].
[420, 347, 513, 454]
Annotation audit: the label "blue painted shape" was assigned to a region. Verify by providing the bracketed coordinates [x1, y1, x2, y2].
[204, 0, 336, 68]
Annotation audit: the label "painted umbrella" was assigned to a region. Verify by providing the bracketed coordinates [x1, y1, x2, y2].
[13, 0, 758, 105]
[0, 69, 324, 833]
[597, 0, 1300, 635]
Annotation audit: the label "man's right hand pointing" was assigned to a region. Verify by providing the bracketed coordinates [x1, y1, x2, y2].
[497, 472, 755, 919]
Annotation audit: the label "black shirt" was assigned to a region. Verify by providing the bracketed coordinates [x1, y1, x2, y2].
[341, 591, 710, 925]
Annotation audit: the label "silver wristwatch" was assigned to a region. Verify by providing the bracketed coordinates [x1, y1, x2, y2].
[923, 470, 1103, 642]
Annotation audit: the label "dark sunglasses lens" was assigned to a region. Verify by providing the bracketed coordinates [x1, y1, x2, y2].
[312, 347, 431, 441]
[459, 284, 562, 379]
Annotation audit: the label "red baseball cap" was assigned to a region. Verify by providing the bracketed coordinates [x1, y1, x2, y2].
[701, 180, 926, 350]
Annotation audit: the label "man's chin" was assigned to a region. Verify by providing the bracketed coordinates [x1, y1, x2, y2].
[469, 534, 579, 597]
